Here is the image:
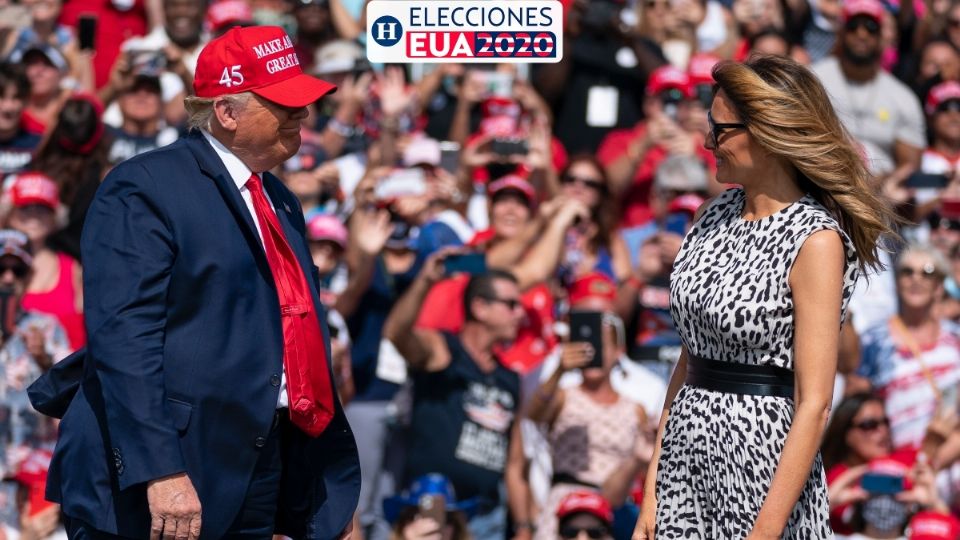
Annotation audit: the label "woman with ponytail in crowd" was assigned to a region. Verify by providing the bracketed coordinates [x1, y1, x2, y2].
[633, 54, 898, 539]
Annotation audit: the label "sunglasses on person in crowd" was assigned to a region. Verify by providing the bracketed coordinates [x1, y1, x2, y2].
[561, 173, 605, 192]
[851, 417, 890, 432]
[481, 295, 522, 310]
[896, 264, 942, 280]
[559, 525, 610, 539]
[927, 215, 960, 231]
[937, 99, 960, 114]
[844, 17, 881, 35]
[0, 263, 29, 279]
[706, 111, 746, 148]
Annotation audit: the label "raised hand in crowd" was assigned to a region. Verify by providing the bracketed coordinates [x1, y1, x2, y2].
[559, 342, 595, 373]
[826, 464, 868, 511]
[378, 66, 417, 120]
[337, 204, 395, 318]
[399, 516, 445, 540]
[23, 323, 52, 372]
[461, 132, 498, 171]
[18, 503, 60, 540]
[898, 457, 950, 513]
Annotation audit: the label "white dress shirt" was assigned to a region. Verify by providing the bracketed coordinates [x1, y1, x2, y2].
[202, 130, 289, 409]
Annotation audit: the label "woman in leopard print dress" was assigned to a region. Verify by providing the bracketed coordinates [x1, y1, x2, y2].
[633, 56, 898, 539]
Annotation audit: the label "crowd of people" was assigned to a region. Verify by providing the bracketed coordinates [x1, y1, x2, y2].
[3, 0, 960, 538]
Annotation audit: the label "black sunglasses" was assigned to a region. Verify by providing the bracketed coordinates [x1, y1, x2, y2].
[851, 417, 889, 431]
[706, 111, 746, 147]
[561, 173, 605, 191]
[897, 264, 941, 279]
[0, 263, 29, 279]
[844, 17, 880, 35]
[481, 296, 522, 310]
[560, 526, 610, 539]
[937, 99, 960, 114]
[928, 215, 960, 231]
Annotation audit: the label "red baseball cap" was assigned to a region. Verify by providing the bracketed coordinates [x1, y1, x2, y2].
[193, 25, 337, 107]
[926, 81, 960, 115]
[11, 172, 59, 210]
[568, 272, 617, 306]
[646, 65, 691, 98]
[688, 53, 721, 86]
[488, 175, 536, 205]
[908, 511, 960, 540]
[206, 0, 254, 33]
[843, 0, 885, 22]
[556, 491, 614, 524]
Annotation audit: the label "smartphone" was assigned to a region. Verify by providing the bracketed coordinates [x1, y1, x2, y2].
[861, 472, 905, 495]
[663, 212, 690, 236]
[569, 310, 605, 369]
[905, 172, 950, 189]
[128, 49, 167, 77]
[439, 141, 460, 175]
[943, 197, 960, 220]
[375, 168, 427, 201]
[478, 71, 514, 99]
[444, 253, 487, 276]
[78, 14, 97, 51]
[419, 494, 447, 527]
[490, 138, 528, 156]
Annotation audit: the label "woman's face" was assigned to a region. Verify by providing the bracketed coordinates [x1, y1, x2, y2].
[932, 100, 960, 144]
[704, 90, 757, 185]
[24, 57, 60, 97]
[560, 160, 605, 210]
[23, 0, 62, 24]
[490, 192, 532, 240]
[8, 205, 56, 245]
[919, 42, 960, 82]
[896, 253, 944, 311]
[310, 240, 342, 275]
[844, 400, 892, 464]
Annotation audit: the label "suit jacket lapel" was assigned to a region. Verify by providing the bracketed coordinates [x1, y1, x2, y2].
[183, 132, 272, 274]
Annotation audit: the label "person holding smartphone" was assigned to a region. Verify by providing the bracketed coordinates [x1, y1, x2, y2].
[384, 474, 476, 540]
[526, 278, 652, 540]
[635, 56, 895, 539]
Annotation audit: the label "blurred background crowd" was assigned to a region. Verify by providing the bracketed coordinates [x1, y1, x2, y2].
[4, 0, 960, 538]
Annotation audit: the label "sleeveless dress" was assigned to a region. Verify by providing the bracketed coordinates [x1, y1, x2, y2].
[656, 188, 859, 538]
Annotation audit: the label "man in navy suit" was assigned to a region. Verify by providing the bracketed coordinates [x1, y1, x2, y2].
[45, 26, 360, 539]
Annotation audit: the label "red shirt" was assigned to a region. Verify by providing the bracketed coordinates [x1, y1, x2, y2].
[59, 0, 149, 89]
[596, 123, 716, 227]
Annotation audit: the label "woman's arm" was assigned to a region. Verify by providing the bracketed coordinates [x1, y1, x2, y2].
[748, 230, 845, 539]
[633, 347, 689, 539]
[602, 405, 652, 507]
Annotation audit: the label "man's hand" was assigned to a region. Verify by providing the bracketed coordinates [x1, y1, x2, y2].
[23, 325, 52, 371]
[147, 473, 202, 540]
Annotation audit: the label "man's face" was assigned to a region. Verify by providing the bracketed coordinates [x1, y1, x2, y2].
[0, 86, 26, 135]
[164, 0, 205, 48]
[0, 255, 31, 297]
[119, 86, 162, 123]
[233, 94, 308, 170]
[477, 278, 524, 341]
[841, 15, 883, 66]
[24, 55, 60, 97]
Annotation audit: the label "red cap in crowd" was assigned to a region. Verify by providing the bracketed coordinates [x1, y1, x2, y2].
[306, 214, 348, 249]
[687, 53, 721, 86]
[568, 272, 617, 306]
[206, 0, 254, 33]
[842, 0, 885, 23]
[908, 511, 960, 540]
[194, 26, 337, 107]
[926, 81, 960, 115]
[11, 172, 59, 210]
[646, 65, 691, 98]
[488, 175, 536, 206]
[668, 193, 707, 215]
[556, 491, 614, 524]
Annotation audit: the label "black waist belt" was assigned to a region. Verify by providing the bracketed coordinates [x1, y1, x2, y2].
[685, 355, 795, 398]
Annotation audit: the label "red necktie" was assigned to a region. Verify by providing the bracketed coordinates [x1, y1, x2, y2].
[246, 174, 334, 437]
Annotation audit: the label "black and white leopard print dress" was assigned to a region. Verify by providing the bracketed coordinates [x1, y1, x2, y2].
[655, 187, 859, 539]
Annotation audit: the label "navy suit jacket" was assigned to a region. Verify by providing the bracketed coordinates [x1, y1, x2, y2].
[45, 132, 361, 539]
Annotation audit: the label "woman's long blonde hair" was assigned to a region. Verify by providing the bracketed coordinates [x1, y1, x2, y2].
[712, 55, 898, 272]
